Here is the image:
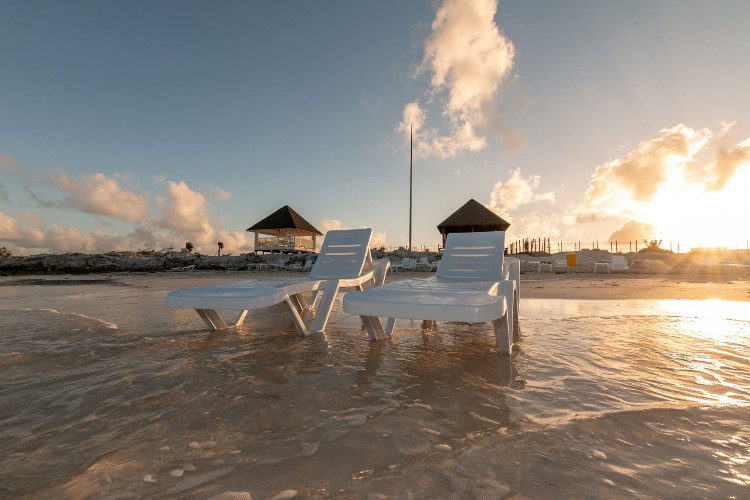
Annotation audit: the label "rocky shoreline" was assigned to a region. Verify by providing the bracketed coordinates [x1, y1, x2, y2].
[0, 249, 403, 275]
[1, 248, 748, 275]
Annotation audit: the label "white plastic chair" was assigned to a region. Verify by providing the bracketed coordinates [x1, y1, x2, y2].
[167, 229, 379, 335]
[343, 231, 518, 353]
[610, 254, 631, 272]
[269, 258, 288, 271]
[552, 257, 569, 273]
[401, 258, 417, 271]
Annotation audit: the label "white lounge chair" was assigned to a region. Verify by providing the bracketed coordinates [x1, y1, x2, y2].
[343, 231, 518, 353]
[170, 264, 196, 271]
[390, 257, 415, 273]
[610, 254, 631, 273]
[552, 257, 569, 273]
[417, 257, 438, 271]
[268, 258, 288, 271]
[167, 229, 378, 335]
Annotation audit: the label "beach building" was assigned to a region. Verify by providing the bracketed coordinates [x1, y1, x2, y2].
[437, 199, 511, 247]
[246, 205, 323, 253]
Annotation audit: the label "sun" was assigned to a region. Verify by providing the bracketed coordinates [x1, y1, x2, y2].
[639, 163, 750, 251]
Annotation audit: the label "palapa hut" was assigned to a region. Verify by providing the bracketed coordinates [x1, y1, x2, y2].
[437, 199, 510, 246]
[247, 205, 323, 254]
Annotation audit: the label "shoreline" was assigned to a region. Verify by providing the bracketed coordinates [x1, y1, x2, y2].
[3, 269, 748, 302]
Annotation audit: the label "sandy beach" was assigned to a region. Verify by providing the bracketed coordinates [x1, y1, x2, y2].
[65, 268, 749, 302]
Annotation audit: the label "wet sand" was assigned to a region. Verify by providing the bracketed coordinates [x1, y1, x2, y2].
[123, 269, 750, 303]
[4, 268, 748, 304]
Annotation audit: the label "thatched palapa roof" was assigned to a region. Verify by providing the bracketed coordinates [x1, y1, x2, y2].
[246, 205, 323, 237]
[437, 199, 510, 239]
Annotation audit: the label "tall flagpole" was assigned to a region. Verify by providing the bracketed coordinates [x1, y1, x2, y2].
[409, 124, 413, 253]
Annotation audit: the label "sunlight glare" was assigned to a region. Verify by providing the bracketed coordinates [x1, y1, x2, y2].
[639, 162, 750, 251]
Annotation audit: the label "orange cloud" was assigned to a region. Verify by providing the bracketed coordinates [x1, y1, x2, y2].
[398, 0, 517, 159]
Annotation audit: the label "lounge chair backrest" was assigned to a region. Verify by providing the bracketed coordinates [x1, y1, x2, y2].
[436, 231, 505, 283]
[611, 255, 628, 269]
[309, 228, 373, 279]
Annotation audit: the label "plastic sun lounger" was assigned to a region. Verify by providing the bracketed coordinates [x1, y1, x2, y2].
[166, 228, 379, 335]
[343, 231, 518, 353]
[610, 254, 631, 272]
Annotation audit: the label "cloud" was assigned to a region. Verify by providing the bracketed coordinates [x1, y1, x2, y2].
[576, 124, 713, 221]
[607, 220, 656, 242]
[207, 185, 233, 202]
[17, 211, 45, 228]
[0, 210, 161, 253]
[154, 181, 215, 244]
[704, 138, 750, 191]
[37, 170, 150, 223]
[319, 218, 344, 233]
[0, 154, 27, 176]
[486, 167, 555, 214]
[0, 211, 46, 248]
[318, 218, 387, 251]
[398, 0, 516, 159]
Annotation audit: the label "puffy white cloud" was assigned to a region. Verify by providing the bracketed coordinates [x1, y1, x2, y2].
[487, 167, 555, 214]
[0, 211, 46, 248]
[576, 124, 713, 221]
[503, 211, 564, 243]
[41, 170, 150, 223]
[213, 229, 253, 255]
[703, 138, 750, 191]
[155, 181, 214, 242]
[319, 218, 344, 233]
[0, 211, 149, 254]
[608, 220, 656, 243]
[318, 218, 387, 251]
[398, 0, 516, 159]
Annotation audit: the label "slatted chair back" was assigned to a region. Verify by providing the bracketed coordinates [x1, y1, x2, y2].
[436, 231, 505, 283]
[309, 228, 373, 280]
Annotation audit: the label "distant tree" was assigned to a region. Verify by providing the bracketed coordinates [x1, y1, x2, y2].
[0, 246, 11, 257]
[217, 241, 224, 256]
[185, 242, 194, 254]
[638, 238, 671, 254]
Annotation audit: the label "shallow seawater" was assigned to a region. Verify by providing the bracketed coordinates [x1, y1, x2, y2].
[1, 276, 749, 499]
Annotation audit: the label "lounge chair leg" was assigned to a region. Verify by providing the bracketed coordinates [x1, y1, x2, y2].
[289, 293, 305, 312]
[309, 280, 341, 333]
[296, 294, 312, 312]
[492, 315, 511, 354]
[284, 297, 310, 336]
[235, 310, 248, 327]
[513, 290, 520, 340]
[385, 318, 397, 337]
[195, 309, 228, 330]
[500, 281, 516, 343]
[310, 290, 322, 311]
[361, 315, 389, 340]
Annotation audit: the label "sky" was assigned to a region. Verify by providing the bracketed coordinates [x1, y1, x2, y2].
[2, 0, 749, 256]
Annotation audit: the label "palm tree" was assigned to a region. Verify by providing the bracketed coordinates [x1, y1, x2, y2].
[217, 241, 224, 256]
[185, 242, 194, 254]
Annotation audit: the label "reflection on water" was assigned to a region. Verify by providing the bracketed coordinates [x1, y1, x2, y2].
[0, 279, 749, 498]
